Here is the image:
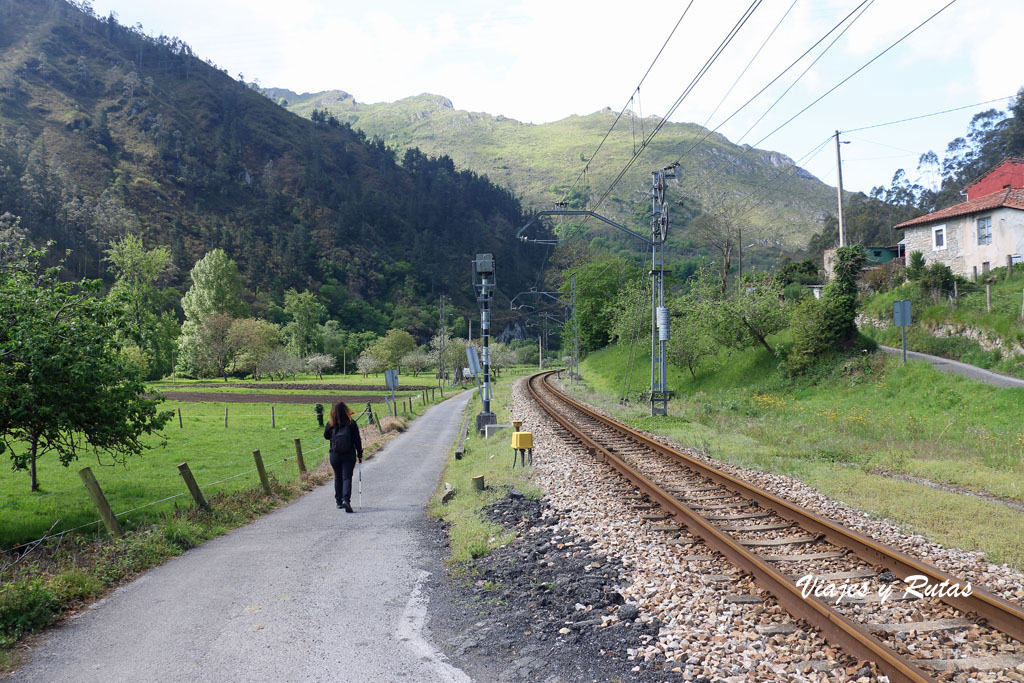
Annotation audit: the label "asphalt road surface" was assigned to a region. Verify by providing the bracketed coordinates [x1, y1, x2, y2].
[12, 392, 475, 683]
[878, 345, 1024, 389]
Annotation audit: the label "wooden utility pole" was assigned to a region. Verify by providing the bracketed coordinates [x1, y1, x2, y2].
[294, 438, 306, 474]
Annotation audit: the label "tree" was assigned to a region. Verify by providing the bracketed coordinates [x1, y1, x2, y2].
[366, 329, 417, 371]
[785, 245, 867, 374]
[305, 353, 335, 379]
[283, 289, 326, 357]
[193, 313, 236, 380]
[227, 318, 281, 380]
[105, 234, 178, 379]
[177, 249, 246, 375]
[322, 322, 378, 373]
[688, 193, 750, 293]
[400, 348, 431, 376]
[559, 253, 642, 354]
[0, 246, 172, 491]
[356, 351, 383, 377]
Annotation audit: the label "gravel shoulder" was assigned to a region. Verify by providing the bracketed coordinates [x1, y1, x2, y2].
[429, 376, 1024, 682]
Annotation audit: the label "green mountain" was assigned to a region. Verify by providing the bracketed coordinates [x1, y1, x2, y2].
[0, 0, 547, 339]
[268, 88, 837, 252]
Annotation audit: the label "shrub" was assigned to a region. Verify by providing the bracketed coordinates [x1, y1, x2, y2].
[0, 580, 57, 647]
[782, 283, 810, 301]
[906, 250, 926, 281]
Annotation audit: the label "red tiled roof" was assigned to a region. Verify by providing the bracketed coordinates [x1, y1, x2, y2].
[894, 188, 1024, 229]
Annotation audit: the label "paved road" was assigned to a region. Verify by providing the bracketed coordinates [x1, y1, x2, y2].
[12, 393, 475, 683]
[878, 345, 1024, 389]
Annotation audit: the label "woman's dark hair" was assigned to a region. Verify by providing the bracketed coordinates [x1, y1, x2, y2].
[328, 402, 351, 428]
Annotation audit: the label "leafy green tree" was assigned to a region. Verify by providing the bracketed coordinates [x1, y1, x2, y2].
[283, 289, 326, 357]
[366, 329, 417, 371]
[0, 245, 171, 491]
[227, 318, 281, 380]
[194, 313, 237, 380]
[322, 322, 378, 373]
[785, 245, 867, 374]
[177, 249, 246, 375]
[559, 253, 643, 354]
[105, 234, 179, 379]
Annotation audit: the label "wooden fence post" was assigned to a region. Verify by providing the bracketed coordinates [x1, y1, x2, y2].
[224, 406, 228, 428]
[987, 284, 992, 313]
[373, 411, 383, 436]
[472, 475, 485, 491]
[177, 407, 183, 429]
[178, 463, 210, 511]
[252, 449, 272, 495]
[294, 438, 306, 474]
[79, 467, 123, 538]
[271, 405, 276, 429]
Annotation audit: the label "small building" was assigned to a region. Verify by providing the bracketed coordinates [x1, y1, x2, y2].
[894, 158, 1024, 278]
[823, 243, 904, 280]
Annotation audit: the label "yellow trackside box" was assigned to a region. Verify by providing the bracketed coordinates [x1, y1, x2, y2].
[511, 431, 533, 450]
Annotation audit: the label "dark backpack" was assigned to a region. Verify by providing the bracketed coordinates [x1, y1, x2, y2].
[330, 424, 353, 453]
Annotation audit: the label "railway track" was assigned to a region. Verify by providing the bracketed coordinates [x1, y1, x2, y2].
[526, 371, 1024, 682]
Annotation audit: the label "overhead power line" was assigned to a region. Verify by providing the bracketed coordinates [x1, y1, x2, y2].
[584, 0, 766, 223]
[842, 95, 1016, 134]
[561, 2, 696, 204]
[751, 0, 962, 148]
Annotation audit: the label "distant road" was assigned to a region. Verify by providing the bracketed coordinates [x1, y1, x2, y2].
[12, 391, 474, 683]
[878, 345, 1024, 389]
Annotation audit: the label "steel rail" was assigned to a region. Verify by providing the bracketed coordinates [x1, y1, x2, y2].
[528, 371, 1024, 682]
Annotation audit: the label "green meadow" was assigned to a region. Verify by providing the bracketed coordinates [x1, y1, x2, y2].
[0, 401, 325, 549]
[576, 344, 1024, 568]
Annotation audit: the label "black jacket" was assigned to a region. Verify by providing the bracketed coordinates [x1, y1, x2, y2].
[324, 421, 363, 458]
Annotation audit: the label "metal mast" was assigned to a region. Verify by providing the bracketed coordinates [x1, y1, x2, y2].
[650, 164, 676, 416]
[473, 254, 497, 433]
[570, 274, 579, 383]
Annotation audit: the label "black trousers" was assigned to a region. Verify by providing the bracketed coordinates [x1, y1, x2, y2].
[329, 451, 357, 505]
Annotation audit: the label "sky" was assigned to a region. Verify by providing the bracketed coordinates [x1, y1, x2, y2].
[87, 0, 1023, 196]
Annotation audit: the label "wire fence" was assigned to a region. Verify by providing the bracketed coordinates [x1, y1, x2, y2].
[0, 395, 420, 553]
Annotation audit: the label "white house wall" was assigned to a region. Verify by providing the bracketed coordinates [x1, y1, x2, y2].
[962, 208, 1024, 273]
[903, 207, 1024, 277]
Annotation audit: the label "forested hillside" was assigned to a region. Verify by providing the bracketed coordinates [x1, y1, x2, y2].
[268, 88, 838, 254]
[0, 0, 547, 337]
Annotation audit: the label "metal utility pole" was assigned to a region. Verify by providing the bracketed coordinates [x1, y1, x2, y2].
[835, 130, 849, 248]
[437, 296, 448, 386]
[570, 275, 579, 383]
[649, 164, 676, 416]
[473, 254, 497, 434]
[515, 174, 678, 417]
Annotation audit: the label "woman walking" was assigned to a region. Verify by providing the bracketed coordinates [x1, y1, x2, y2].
[324, 402, 363, 512]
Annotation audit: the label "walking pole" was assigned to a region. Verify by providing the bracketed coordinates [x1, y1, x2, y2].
[358, 460, 362, 509]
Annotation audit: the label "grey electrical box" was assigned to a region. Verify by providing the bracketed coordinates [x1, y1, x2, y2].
[474, 254, 495, 275]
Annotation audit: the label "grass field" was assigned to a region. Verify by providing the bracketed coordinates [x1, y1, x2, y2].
[576, 343, 1024, 568]
[0, 377, 452, 550]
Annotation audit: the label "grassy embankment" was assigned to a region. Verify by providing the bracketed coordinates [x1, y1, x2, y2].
[428, 368, 541, 568]
[574, 344, 1024, 570]
[860, 267, 1024, 378]
[0, 377, 449, 671]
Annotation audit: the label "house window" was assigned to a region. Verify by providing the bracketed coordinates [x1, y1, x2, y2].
[932, 224, 946, 250]
[977, 216, 992, 245]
